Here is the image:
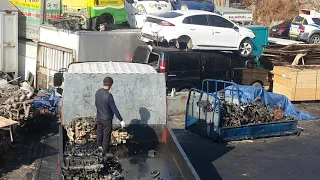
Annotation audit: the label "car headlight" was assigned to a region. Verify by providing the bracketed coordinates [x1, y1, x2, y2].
[137, 4, 147, 14]
[181, 5, 188, 10]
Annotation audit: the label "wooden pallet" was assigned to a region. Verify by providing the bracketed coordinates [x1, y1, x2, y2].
[273, 66, 320, 101]
[261, 44, 320, 66]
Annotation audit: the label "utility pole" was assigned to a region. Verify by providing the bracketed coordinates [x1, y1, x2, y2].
[40, 0, 47, 24]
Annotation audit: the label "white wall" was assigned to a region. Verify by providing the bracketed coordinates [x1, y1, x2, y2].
[18, 40, 37, 84]
[39, 26, 79, 51]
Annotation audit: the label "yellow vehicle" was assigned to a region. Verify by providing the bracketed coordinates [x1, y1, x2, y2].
[62, 0, 127, 30]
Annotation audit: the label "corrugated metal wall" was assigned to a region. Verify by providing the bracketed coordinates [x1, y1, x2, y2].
[37, 42, 75, 89]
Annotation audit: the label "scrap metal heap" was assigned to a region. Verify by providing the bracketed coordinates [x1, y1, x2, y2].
[63, 117, 131, 179]
[66, 117, 97, 144]
[219, 96, 294, 127]
[0, 81, 34, 121]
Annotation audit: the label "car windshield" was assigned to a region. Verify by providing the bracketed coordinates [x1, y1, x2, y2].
[157, 12, 183, 18]
[312, 18, 320, 25]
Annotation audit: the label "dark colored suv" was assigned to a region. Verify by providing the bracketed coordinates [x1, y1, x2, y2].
[131, 45, 269, 92]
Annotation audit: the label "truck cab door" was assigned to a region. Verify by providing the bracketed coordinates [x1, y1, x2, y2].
[230, 56, 247, 84]
[201, 53, 231, 92]
[166, 53, 201, 91]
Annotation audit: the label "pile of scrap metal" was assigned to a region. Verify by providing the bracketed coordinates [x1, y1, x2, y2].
[220, 96, 294, 127]
[0, 79, 61, 123]
[66, 117, 97, 144]
[0, 82, 35, 121]
[63, 117, 131, 179]
[66, 117, 131, 146]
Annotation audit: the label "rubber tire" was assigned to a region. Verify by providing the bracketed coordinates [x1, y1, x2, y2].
[309, 34, 320, 44]
[238, 39, 254, 58]
[175, 37, 193, 50]
[186, 39, 193, 49]
[251, 82, 263, 88]
[174, 40, 180, 49]
[179, 88, 190, 92]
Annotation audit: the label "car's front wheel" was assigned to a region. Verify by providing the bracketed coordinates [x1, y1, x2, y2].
[238, 39, 253, 57]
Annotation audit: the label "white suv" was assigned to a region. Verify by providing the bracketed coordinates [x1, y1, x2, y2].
[140, 10, 256, 57]
[290, 15, 320, 44]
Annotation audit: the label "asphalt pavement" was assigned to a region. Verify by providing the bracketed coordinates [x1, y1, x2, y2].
[172, 102, 320, 180]
[0, 116, 59, 180]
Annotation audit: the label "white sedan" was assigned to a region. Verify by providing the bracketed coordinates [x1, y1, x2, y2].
[140, 10, 256, 57]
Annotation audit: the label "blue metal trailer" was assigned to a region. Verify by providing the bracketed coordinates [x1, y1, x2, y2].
[185, 79, 298, 141]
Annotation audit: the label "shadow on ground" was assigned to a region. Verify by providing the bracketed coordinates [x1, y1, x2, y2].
[0, 115, 59, 179]
[173, 129, 234, 180]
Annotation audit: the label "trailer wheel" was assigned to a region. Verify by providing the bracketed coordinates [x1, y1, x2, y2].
[251, 81, 263, 88]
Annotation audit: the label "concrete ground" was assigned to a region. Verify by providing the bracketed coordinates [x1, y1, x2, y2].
[170, 102, 320, 180]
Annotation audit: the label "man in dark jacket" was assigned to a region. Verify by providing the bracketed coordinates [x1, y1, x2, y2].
[95, 77, 125, 154]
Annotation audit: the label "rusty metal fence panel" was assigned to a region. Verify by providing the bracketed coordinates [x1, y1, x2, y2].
[36, 42, 75, 89]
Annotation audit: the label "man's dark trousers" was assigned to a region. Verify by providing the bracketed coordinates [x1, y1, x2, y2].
[96, 118, 112, 154]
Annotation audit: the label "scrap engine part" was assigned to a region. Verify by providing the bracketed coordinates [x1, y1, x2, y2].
[67, 117, 131, 146]
[63, 142, 124, 180]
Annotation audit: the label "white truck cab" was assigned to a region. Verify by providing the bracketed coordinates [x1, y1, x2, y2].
[125, 0, 173, 29]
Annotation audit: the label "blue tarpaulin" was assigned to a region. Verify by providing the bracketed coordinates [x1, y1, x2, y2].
[34, 88, 61, 113]
[223, 85, 318, 120]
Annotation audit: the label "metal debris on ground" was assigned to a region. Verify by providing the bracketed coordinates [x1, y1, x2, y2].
[221, 96, 294, 127]
[111, 129, 131, 146]
[148, 150, 156, 158]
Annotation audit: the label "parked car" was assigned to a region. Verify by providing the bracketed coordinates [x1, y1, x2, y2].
[131, 45, 269, 92]
[170, 0, 215, 12]
[290, 14, 320, 44]
[270, 20, 291, 38]
[140, 10, 256, 57]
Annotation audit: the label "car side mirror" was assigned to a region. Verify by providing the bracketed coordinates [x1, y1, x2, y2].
[233, 25, 239, 30]
[54, 73, 64, 87]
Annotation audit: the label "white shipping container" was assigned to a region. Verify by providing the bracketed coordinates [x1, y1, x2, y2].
[0, 1, 18, 77]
